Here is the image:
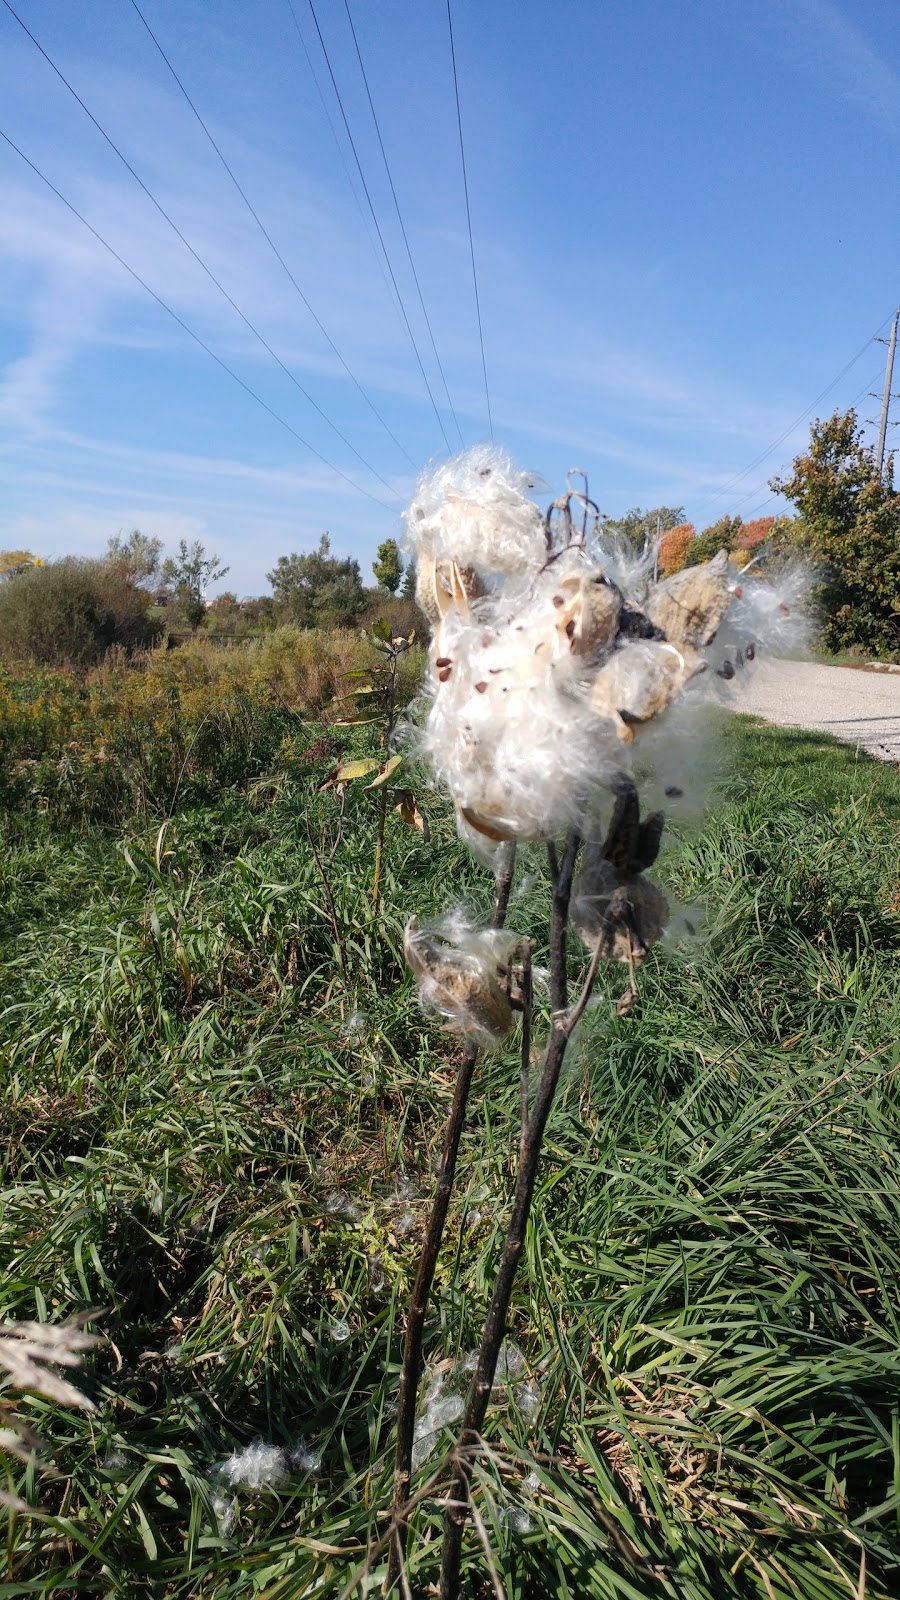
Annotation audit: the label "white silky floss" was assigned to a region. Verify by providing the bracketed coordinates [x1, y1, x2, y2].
[420, 560, 624, 847]
[404, 445, 546, 580]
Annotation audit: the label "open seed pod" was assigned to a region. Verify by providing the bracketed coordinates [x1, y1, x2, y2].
[416, 552, 486, 631]
[644, 550, 732, 647]
[552, 569, 623, 659]
[403, 913, 521, 1048]
[572, 781, 669, 966]
[589, 639, 706, 742]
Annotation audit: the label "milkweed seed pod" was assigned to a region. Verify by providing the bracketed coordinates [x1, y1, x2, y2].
[415, 552, 486, 630]
[420, 574, 622, 844]
[403, 912, 520, 1048]
[572, 866, 669, 964]
[552, 568, 623, 659]
[572, 782, 669, 963]
[588, 639, 706, 742]
[644, 549, 733, 648]
[403, 446, 546, 588]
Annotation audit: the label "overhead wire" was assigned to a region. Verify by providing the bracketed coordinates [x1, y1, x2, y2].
[1, 0, 402, 500]
[126, 0, 416, 470]
[283, 0, 406, 355]
[733, 363, 888, 522]
[300, 0, 455, 455]
[446, 0, 492, 441]
[0, 126, 395, 508]
[341, 0, 465, 450]
[691, 312, 895, 527]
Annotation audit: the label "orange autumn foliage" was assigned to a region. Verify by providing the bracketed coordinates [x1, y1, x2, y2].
[734, 516, 775, 553]
[657, 523, 696, 575]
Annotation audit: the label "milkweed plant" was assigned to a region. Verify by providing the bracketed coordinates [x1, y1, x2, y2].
[386, 446, 806, 1598]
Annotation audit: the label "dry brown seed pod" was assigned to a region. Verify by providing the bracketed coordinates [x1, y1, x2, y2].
[555, 571, 623, 658]
[572, 864, 669, 963]
[572, 785, 669, 966]
[416, 553, 485, 628]
[590, 640, 705, 741]
[403, 915, 516, 1045]
[644, 549, 732, 647]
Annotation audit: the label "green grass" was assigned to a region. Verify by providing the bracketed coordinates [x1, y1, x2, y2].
[1, 710, 900, 1598]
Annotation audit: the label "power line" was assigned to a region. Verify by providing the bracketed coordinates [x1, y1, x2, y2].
[127, 0, 416, 470]
[732, 362, 888, 522]
[0, 126, 395, 509]
[691, 313, 894, 527]
[342, 0, 465, 450]
[283, 0, 404, 349]
[301, 0, 454, 455]
[2, 0, 402, 500]
[446, 0, 492, 441]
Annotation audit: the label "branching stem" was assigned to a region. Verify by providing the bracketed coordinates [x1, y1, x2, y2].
[387, 842, 516, 1590]
[438, 830, 601, 1600]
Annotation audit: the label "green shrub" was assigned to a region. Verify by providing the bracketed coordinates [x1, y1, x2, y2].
[0, 559, 162, 669]
[771, 410, 900, 658]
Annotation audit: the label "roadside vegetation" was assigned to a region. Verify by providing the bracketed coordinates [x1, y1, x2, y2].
[2, 639, 899, 1596]
[1, 420, 899, 1593]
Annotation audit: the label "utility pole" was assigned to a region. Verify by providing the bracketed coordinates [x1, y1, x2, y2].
[875, 309, 898, 479]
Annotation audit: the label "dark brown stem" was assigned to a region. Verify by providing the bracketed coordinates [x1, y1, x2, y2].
[518, 943, 533, 1156]
[387, 841, 516, 1591]
[438, 832, 592, 1600]
[372, 789, 388, 912]
[305, 814, 348, 980]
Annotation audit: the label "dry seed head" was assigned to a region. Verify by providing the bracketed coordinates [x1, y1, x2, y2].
[404, 446, 546, 583]
[644, 549, 732, 647]
[572, 783, 669, 963]
[402, 453, 811, 855]
[571, 860, 669, 964]
[404, 910, 520, 1048]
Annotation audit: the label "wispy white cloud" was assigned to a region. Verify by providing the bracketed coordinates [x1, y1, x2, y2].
[739, 0, 900, 130]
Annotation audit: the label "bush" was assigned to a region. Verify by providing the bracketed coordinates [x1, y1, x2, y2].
[0, 627, 424, 826]
[771, 410, 900, 658]
[0, 560, 162, 669]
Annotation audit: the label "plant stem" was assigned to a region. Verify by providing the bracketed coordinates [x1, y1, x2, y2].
[372, 789, 387, 912]
[437, 832, 588, 1600]
[387, 842, 516, 1590]
[518, 942, 533, 1156]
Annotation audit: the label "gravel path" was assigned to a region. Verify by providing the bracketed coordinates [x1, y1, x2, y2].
[733, 659, 900, 763]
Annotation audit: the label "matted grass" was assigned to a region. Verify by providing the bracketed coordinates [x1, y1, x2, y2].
[1, 711, 899, 1598]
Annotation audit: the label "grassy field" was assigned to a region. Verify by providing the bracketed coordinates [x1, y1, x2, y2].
[2, 654, 900, 1598]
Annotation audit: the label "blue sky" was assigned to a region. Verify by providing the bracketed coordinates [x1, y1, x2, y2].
[1, 0, 898, 595]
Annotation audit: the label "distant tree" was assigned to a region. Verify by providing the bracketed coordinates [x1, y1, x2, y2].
[734, 516, 776, 555]
[683, 515, 743, 568]
[770, 408, 900, 656]
[0, 559, 162, 669]
[104, 529, 163, 585]
[162, 539, 230, 628]
[267, 534, 367, 629]
[0, 551, 42, 583]
[372, 537, 404, 595]
[657, 523, 696, 576]
[606, 506, 686, 552]
[400, 561, 417, 603]
[239, 596, 275, 626]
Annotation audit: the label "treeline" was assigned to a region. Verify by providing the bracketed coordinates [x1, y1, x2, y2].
[0, 531, 422, 670]
[613, 408, 900, 658]
[3, 407, 898, 671]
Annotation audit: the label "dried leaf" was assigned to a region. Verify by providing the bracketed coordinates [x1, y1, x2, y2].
[367, 755, 403, 790]
[319, 758, 381, 790]
[395, 790, 429, 838]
